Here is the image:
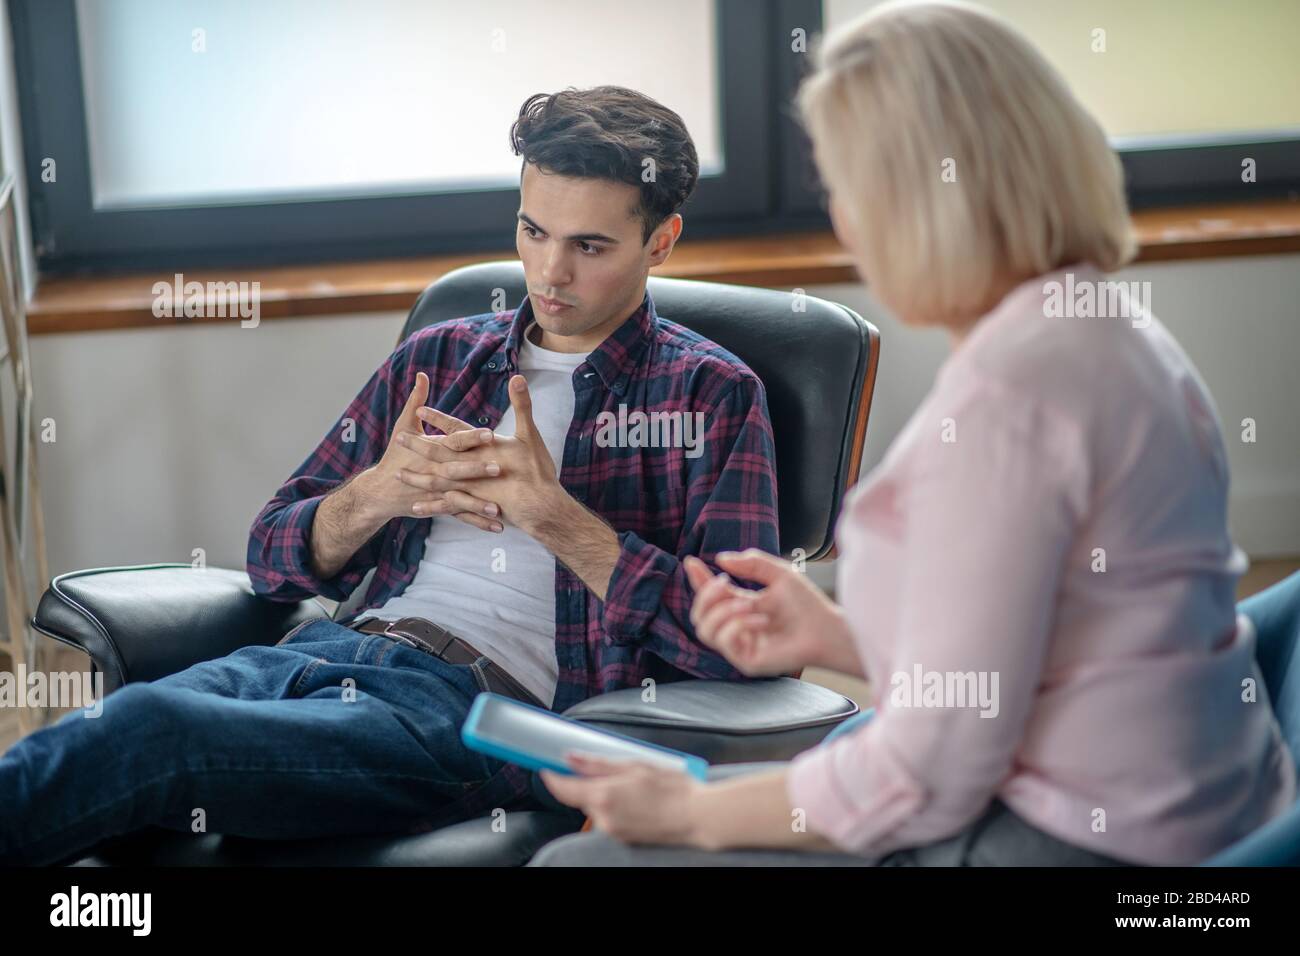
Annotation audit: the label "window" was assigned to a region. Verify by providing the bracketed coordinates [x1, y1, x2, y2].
[77, 0, 725, 208]
[13, 0, 825, 271]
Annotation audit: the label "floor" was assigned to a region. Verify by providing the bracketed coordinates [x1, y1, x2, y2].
[3, 557, 1299, 754]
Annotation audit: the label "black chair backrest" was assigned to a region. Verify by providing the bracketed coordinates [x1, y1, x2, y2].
[399, 261, 879, 561]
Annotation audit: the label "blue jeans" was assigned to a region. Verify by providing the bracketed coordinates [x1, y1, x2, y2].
[0, 618, 540, 865]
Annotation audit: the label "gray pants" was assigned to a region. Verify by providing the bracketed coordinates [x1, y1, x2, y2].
[529, 764, 1135, 867]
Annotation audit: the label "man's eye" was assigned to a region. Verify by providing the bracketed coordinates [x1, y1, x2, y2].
[522, 225, 541, 238]
[577, 241, 600, 255]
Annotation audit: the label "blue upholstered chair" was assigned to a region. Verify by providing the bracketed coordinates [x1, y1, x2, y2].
[1203, 570, 1300, 866]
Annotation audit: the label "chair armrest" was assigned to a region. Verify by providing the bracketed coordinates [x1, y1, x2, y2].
[31, 563, 330, 693]
[525, 678, 860, 813]
[561, 678, 860, 763]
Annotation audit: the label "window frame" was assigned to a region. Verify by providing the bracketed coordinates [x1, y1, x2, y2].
[1117, 129, 1300, 209]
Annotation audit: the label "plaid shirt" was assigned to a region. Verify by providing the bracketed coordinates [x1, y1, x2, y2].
[247, 288, 780, 722]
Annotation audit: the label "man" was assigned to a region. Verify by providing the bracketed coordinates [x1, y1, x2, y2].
[0, 86, 778, 866]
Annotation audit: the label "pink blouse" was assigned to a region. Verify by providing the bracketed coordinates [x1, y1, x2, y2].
[786, 264, 1295, 865]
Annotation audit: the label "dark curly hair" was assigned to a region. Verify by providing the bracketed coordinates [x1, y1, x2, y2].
[510, 86, 700, 245]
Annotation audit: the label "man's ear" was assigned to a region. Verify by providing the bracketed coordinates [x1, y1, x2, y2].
[646, 213, 682, 267]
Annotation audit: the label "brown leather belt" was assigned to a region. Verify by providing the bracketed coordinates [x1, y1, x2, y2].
[349, 615, 546, 710]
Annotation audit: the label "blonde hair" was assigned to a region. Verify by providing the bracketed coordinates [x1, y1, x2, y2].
[795, 0, 1136, 324]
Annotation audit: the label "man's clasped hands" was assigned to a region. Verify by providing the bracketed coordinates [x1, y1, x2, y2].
[367, 371, 563, 539]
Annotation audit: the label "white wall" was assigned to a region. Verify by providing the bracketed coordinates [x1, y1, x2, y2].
[29, 312, 404, 579]
[23, 252, 1300, 598]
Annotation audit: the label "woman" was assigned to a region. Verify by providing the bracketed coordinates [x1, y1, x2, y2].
[529, 0, 1296, 866]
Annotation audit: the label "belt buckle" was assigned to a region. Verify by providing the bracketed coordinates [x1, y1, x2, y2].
[363, 618, 416, 648]
[386, 618, 446, 657]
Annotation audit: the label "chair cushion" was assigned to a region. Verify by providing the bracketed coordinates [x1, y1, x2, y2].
[562, 678, 860, 762]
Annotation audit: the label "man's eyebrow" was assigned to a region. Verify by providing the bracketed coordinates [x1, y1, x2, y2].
[517, 212, 620, 244]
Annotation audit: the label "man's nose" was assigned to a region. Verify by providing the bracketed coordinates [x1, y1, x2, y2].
[540, 245, 572, 288]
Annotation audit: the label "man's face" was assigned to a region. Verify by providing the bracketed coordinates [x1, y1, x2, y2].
[516, 162, 679, 353]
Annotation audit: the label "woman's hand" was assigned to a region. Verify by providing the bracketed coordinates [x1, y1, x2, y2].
[542, 752, 846, 853]
[685, 550, 861, 678]
[539, 753, 706, 847]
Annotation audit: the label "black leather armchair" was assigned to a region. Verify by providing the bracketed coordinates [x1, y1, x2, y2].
[31, 261, 880, 865]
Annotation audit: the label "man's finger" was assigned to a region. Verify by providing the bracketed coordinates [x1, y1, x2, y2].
[450, 511, 504, 534]
[421, 492, 502, 527]
[396, 459, 497, 490]
[397, 372, 432, 430]
[420, 497, 503, 532]
[394, 431, 445, 462]
[396, 428, 492, 461]
[442, 488, 501, 519]
[434, 459, 500, 481]
[507, 375, 538, 441]
[395, 467, 444, 493]
[429, 427, 495, 452]
[418, 405, 476, 436]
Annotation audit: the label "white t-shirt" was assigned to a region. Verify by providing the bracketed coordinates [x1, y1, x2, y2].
[362, 323, 589, 707]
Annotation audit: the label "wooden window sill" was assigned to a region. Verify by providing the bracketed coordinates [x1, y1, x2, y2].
[28, 198, 1300, 336]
